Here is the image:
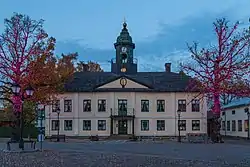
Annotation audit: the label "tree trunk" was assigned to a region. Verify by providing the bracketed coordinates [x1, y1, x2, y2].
[211, 93, 223, 143]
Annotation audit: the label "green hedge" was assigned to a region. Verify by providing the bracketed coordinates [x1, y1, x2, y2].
[0, 126, 38, 138]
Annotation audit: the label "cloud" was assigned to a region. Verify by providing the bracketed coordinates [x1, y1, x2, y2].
[55, 10, 250, 72]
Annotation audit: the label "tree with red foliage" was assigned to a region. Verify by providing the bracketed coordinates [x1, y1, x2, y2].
[0, 13, 56, 108]
[181, 18, 250, 142]
[0, 13, 76, 143]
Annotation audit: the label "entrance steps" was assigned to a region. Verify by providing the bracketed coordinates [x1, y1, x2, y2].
[107, 135, 133, 140]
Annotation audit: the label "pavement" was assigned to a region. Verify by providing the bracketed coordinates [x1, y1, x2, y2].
[0, 139, 250, 166]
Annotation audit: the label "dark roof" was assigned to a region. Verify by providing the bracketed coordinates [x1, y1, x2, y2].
[64, 71, 199, 93]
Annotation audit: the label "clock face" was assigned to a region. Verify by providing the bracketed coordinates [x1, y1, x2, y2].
[121, 46, 127, 53]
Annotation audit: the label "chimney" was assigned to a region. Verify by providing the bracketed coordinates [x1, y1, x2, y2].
[165, 63, 171, 72]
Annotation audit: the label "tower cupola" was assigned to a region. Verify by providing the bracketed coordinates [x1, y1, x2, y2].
[111, 21, 137, 74]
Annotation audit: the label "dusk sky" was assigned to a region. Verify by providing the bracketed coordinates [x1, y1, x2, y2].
[1, 0, 250, 72]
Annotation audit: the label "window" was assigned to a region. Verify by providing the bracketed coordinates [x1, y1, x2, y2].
[83, 120, 91, 131]
[64, 100, 72, 112]
[64, 120, 72, 131]
[98, 120, 106, 131]
[191, 99, 200, 112]
[227, 121, 230, 131]
[178, 120, 186, 131]
[192, 120, 200, 131]
[244, 120, 249, 132]
[52, 120, 59, 131]
[157, 100, 165, 112]
[238, 120, 242, 132]
[232, 120, 236, 131]
[222, 121, 225, 130]
[157, 120, 165, 131]
[98, 99, 106, 112]
[141, 120, 149, 131]
[141, 100, 149, 112]
[178, 100, 186, 112]
[83, 100, 91, 112]
[118, 99, 127, 111]
[232, 110, 235, 115]
[222, 112, 225, 116]
[52, 100, 60, 112]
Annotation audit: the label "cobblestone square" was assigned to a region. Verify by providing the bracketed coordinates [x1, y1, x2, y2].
[1, 140, 250, 166]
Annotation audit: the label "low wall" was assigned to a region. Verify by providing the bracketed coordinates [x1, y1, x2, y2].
[0, 127, 38, 138]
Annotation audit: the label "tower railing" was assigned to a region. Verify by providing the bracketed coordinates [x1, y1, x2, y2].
[111, 58, 138, 64]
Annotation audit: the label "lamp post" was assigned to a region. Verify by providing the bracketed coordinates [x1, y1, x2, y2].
[56, 107, 60, 142]
[11, 83, 34, 149]
[177, 109, 181, 142]
[245, 107, 250, 140]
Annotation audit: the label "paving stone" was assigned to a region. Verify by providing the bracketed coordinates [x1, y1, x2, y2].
[0, 150, 249, 167]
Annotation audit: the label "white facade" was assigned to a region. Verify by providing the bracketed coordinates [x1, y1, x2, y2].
[220, 104, 250, 138]
[44, 77, 208, 137]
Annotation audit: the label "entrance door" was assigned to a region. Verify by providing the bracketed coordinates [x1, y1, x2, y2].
[118, 120, 128, 135]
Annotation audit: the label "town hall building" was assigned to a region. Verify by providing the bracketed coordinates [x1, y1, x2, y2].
[44, 22, 208, 138]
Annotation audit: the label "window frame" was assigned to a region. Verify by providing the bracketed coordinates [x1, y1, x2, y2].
[64, 120, 73, 131]
[83, 120, 91, 131]
[52, 100, 60, 112]
[157, 120, 165, 131]
[98, 120, 106, 131]
[238, 120, 242, 132]
[83, 99, 91, 112]
[244, 120, 248, 132]
[98, 99, 106, 112]
[192, 120, 200, 131]
[52, 120, 59, 131]
[178, 99, 186, 112]
[157, 100, 165, 112]
[191, 99, 200, 112]
[64, 99, 72, 112]
[141, 100, 149, 112]
[141, 120, 149, 131]
[118, 99, 127, 112]
[227, 120, 230, 131]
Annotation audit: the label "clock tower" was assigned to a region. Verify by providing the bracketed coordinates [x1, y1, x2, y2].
[111, 21, 137, 74]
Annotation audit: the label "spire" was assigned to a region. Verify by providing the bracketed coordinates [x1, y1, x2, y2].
[123, 17, 127, 29]
[115, 19, 133, 45]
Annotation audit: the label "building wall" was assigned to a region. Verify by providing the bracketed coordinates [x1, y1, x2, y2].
[220, 105, 250, 138]
[45, 92, 207, 137]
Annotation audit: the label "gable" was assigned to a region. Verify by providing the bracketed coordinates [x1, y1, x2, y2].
[97, 77, 149, 89]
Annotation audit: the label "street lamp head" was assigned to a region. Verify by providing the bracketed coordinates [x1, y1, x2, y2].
[25, 85, 34, 97]
[177, 109, 181, 115]
[11, 83, 21, 94]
